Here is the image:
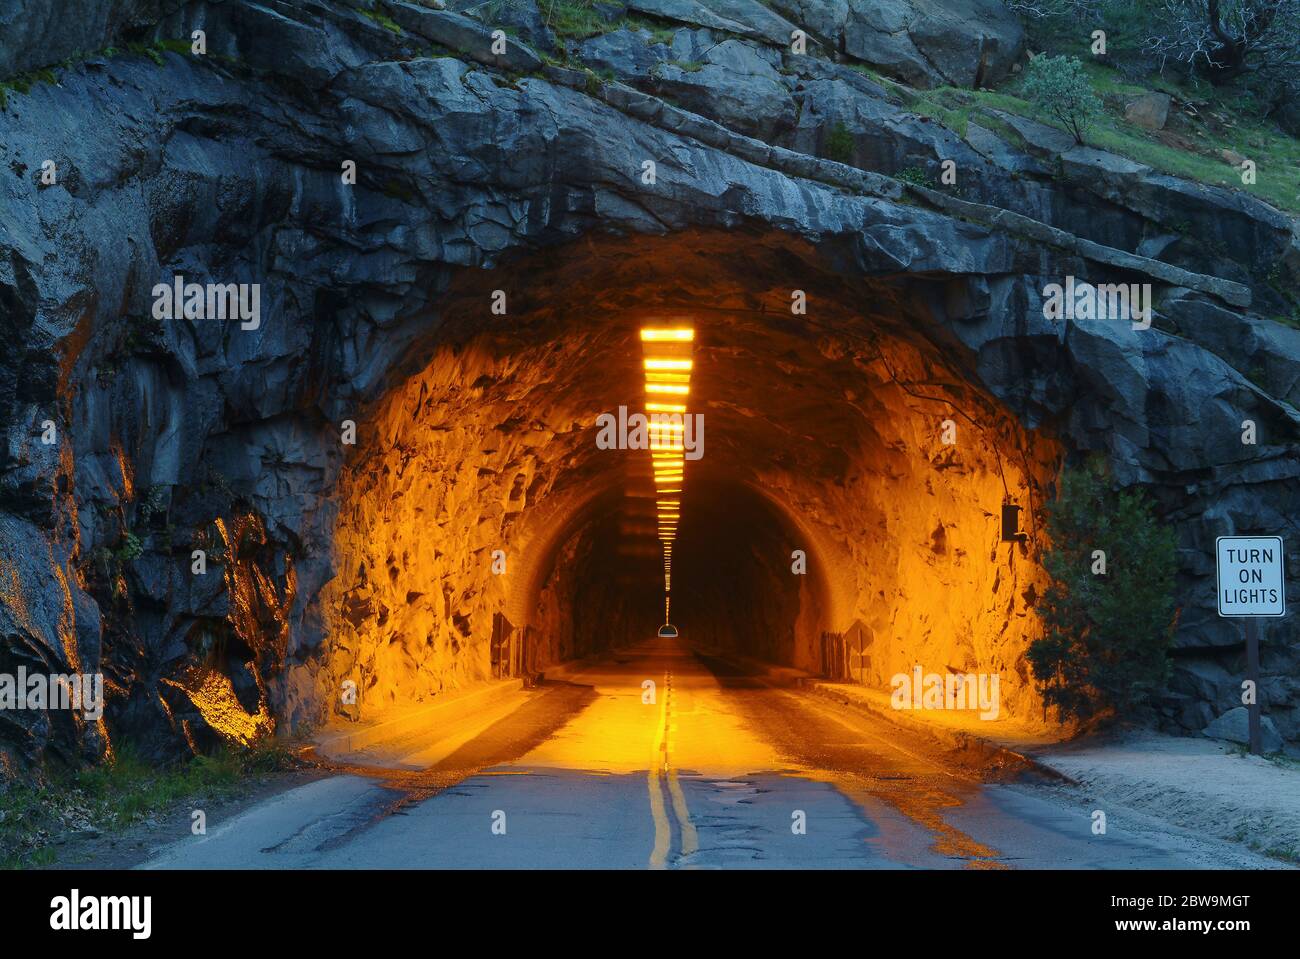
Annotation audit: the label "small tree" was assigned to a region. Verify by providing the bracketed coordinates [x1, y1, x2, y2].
[1022, 54, 1103, 144]
[1027, 464, 1179, 723]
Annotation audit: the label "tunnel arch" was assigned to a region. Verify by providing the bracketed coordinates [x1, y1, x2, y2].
[289, 227, 1061, 726]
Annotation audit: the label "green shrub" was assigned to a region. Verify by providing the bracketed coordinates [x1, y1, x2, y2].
[1022, 54, 1103, 143]
[115, 532, 144, 563]
[896, 165, 930, 186]
[1027, 463, 1178, 722]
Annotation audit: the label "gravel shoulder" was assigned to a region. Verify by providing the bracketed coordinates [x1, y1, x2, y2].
[1026, 730, 1300, 865]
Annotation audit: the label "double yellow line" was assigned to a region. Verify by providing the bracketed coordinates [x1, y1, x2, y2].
[647, 671, 698, 869]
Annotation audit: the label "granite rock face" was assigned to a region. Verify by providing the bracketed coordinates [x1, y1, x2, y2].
[766, 0, 1024, 88]
[0, 0, 188, 77]
[1, 0, 1298, 770]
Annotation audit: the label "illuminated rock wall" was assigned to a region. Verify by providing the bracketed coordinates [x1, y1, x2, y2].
[286, 237, 1058, 729]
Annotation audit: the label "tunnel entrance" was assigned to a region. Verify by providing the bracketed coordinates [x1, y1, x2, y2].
[293, 229, 1059, 729]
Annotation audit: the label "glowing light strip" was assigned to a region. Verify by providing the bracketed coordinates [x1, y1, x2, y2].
[640, 329, 694, 342]
[640, 326, 696, 615]
[644, 359, 692, 371]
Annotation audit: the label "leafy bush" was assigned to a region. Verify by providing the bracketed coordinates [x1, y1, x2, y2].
[114, 532, 144, 563]
[896, 165, 930, 186]
[1022, 53, 1104, 143]
[1027, 464, 1178, 722]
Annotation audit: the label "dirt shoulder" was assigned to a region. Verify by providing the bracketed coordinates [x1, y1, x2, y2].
[1025, 730, 1300, 865]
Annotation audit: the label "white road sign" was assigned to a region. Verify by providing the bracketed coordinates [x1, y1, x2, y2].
[1216, 536, 1286, 617]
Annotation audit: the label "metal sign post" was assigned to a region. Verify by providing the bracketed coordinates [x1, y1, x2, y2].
[1215, 535, 1286, 756]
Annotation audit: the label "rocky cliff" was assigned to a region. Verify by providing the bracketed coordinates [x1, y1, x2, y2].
[1, 0, 1298, 774]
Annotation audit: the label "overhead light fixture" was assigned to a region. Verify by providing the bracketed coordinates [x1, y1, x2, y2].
[640, 329, 694, 342]
[640, 324, 696, 632]
[644, 359, 692, 371]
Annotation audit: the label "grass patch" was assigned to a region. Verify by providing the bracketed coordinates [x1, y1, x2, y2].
[0, 37, 204, 111]
[125, 41, 166, 66]
[539, 0, 609, 41]
[623, 15, 677, 46]
[580, 66, 615, 95]
[1262, 845, 1300, 864]
[836, 19, 1299, 215]
[0, 68, 57, 111]
[359, 4, 403, 34]
[899, 65, 1300, 215]
[0, 739, 301, 868]
[156, 38, 195, 56]
[986, 16, 1300, 213]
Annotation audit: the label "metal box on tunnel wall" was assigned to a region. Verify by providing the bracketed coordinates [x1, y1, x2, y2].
[1001, 503, 1026, 542]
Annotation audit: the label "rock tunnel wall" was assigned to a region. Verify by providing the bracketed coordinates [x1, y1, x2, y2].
[1, 0, 1299, 772]
[296, 231, 1059, 729]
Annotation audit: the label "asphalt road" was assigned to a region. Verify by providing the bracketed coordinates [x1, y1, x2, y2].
[142, 637, 1279, 869]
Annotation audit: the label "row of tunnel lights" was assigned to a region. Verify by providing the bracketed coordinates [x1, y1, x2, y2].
[640, 326, 695, 626]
